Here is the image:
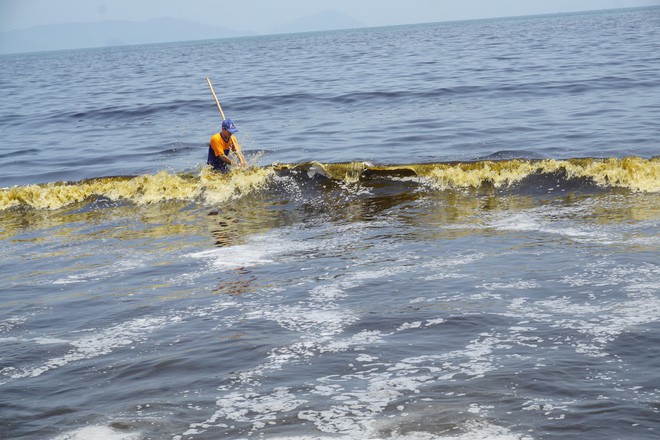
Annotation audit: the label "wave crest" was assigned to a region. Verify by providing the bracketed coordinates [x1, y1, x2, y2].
[281, 157, 659, 192]
[0, 167, 275, 211]
[1, 157, 657, 211]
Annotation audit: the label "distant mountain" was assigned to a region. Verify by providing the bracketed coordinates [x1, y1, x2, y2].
[0, 17, 255, 54]
[270, 10, 365, 34]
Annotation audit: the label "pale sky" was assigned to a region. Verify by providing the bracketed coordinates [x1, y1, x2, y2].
[1, 0, 658, 34]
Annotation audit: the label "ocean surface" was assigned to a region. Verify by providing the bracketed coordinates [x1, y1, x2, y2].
[1, 7, 659, 440]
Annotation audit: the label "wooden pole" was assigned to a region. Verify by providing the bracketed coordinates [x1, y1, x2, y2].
[206, 77, 226, 121]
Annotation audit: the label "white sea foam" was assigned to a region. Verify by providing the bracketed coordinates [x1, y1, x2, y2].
[479, 280, 541, 291]
[52, 253, 147, 285]
[189, 245, 275, 268]
[5, 315, 177, 380]
[0, 313, 30, 332]
[52, 426, 141, 440]
[188, 226, 337, 270]
[487, 261, 660, 374]
[522, 398, 574, 421]
[179, 221, 416, 437]
[4, 303, 237, 381]
[421, 253, 487, 281]
[178, 213, 658, 438]
[284, 418, 534, 440]
[33, 336, 69, 345]
[397, 321, 423, 331]
[185, 387, 306, 435]
[487, 204, 632, 245]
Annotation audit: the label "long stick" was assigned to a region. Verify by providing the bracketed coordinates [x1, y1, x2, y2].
[206, 77, 226, 120]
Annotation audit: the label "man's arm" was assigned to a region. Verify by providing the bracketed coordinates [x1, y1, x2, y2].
[231, 136, 248, 167]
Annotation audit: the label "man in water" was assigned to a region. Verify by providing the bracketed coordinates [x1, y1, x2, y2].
[207, 118, 247, 173]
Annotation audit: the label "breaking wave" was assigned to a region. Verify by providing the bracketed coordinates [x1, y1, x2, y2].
[1, 157, 657, 211]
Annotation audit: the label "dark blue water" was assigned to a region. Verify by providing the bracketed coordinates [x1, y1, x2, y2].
[1, 7, 658, 187]
[0, 7, 659, 440]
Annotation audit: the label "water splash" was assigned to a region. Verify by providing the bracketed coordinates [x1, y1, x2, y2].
[1, 157, 657, 211]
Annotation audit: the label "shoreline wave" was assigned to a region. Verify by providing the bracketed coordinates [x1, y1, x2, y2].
[1, 157, 657, 211]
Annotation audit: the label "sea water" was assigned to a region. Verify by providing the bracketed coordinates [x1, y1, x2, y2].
[0, 7, 659, 440]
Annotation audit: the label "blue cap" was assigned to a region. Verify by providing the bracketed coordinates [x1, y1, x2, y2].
[222, 118, 238, 133]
